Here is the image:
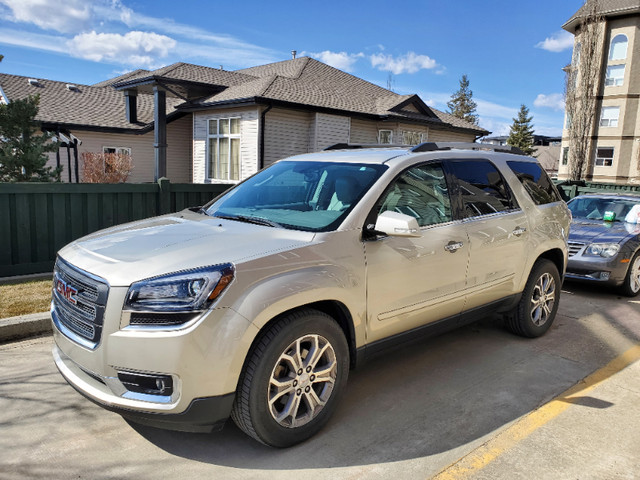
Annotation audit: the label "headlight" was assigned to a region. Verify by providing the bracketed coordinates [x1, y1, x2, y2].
[125, 264, 234, 313]
[585, 243, 620, 258]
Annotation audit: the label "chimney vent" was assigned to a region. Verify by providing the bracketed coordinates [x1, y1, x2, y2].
[28, 78, 42, 87]
[66, 84, 80, 92]
[291, 50, 297, 59]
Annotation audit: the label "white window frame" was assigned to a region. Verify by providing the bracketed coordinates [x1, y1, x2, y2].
[102, 146, 131, 155]
[595, 147, 614, 167]
[207, 117, 241, 181]
[378, 129, 393, 144]
[605, 65, 625, 87]
[561, 147, 569, 166]
[599, 106, 620, 128]
[609, 34, 628, 61]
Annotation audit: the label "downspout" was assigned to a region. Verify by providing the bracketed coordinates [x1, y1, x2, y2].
[259, 104, 272, 170]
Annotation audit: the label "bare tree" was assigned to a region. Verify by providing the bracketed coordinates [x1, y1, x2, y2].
[81, 152, 133, 183]
[564, 0, 604, 181]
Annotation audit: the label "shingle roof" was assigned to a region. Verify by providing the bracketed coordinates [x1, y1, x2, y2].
[563, 0, 640, 32]
[0, 58, 487, 135]
[0, 73, 182, 131]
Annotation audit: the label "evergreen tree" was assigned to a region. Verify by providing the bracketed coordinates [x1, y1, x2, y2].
[447, 74, 479, 125]
[0, 95, 60, 182]
[507, 104, 536, 156]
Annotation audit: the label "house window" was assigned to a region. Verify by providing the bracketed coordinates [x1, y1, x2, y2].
[609, 34, 628, 61]
[599, 107, 620, 127]
[208, 118, 240, 181]
[103, 146, 131, 156]
[605, 65, 625, 86]
[400, 131, 424, 145]
[378, 130, 393, 144]
[595, 147, 614, 167]
[562, 147, 569, 166]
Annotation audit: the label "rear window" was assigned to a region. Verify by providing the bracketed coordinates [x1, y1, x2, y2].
[507, 161, 562, 205]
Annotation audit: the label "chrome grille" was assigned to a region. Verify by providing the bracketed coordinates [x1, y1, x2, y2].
[568, 242, 585, 257]
[52, 258, 108, 349]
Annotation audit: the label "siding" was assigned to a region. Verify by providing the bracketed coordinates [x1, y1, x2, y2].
[428, 129, 476, 142]
[350, 118, 379, 144]
[45, 115, 193, 183]
[312, 113, 350, 151]
[263, 108, 313, 166]
[192, 107, 259, 183]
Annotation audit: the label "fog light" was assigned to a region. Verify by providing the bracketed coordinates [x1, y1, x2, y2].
[117, 371, 173, 396]
[600, 272, 611, 280]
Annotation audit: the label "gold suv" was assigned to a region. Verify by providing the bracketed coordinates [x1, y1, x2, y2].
[52, 143, 570, 447]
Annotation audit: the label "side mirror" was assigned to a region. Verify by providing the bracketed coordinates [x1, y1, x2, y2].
[374, 211, 421, 237]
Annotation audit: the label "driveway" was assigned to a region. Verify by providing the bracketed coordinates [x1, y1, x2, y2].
[1, 282, 639, 479]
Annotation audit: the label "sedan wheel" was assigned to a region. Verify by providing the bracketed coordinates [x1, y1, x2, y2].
[620, 252, 640, 297]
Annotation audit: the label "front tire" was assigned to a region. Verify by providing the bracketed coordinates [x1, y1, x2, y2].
[619, 251, 640, 297]
[506, 259, 560, 338]
[231, 309, 349, 447]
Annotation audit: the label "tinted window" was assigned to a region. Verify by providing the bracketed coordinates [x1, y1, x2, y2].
[377, 162, 452, 227]
[507, 161, 562, 205]
[449, 160, 517, 218]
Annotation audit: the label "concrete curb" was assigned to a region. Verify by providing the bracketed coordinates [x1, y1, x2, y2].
[0, 312, 52, 343]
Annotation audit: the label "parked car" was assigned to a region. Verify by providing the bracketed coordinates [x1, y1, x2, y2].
[565, 193, 640, 296]
[51, 142, 570, 447]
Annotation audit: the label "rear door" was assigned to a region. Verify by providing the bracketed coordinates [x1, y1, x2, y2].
[364, 161, 469, 343]
[447, 159, 530, 310]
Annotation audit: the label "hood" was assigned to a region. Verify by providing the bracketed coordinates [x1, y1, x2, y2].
[568, 218, 635, 244]
[58, 210, 316, 286]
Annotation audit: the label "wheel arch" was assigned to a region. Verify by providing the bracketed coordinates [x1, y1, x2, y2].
[537, 247, 566, 278]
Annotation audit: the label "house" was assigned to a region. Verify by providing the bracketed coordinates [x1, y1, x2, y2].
[0, 57, 488, 184]
[559, 0, 640, 184]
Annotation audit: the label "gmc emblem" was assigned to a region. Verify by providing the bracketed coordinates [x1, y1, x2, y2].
[56, 278, 78, 305]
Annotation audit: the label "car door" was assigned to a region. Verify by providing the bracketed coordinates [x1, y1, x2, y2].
[447, 159, 530, 310]
[364, 161, 469, 344]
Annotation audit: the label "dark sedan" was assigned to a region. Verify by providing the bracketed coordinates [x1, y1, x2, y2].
[565, 193, 640, 296]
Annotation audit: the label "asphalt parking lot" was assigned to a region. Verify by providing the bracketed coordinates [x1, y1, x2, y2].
[1, 281, 639, 479]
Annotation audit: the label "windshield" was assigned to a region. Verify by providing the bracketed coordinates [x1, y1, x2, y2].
[567, 196, 640, 222]
[205, 161, 387, 232]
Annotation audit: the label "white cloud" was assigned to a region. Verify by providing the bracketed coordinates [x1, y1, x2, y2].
[0, 0, 279, 69]
[536, 31, 574, 52]
[533, 93, 565, 111]
[303, 51, 364, 72]
[67, 31, 176, 68]
[370, 51, 438, 74]
[475, 99, 518, 120]
[0, 27, 68, 54]
[0, 0, 91, 33]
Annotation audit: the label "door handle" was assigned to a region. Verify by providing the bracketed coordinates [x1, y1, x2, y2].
[444, 241, 464, 253]
[512, 227, 527, 237]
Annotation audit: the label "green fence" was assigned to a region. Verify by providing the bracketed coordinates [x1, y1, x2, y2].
[0, 179, 232, 277]
[555, 181, 640, 201]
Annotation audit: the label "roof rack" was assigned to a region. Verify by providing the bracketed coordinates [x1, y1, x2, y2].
[324, 143, 411, 151]
[411, 142, 525, 155]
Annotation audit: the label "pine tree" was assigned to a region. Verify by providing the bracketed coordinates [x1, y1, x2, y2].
[507, 105, 536, 156]
[447, 74, 479, 125]
[0, 94, 60, 182]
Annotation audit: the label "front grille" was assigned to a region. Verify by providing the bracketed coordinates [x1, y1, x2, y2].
[52, 258, 109, 349]
[568, 241, 585, 257]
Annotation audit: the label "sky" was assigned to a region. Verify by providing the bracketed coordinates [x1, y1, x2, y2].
[0, 0, 584, 137]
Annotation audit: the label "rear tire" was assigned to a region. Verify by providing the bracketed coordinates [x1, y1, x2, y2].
[506, 259, 560, 338]
[619, 251, 640, 297]
[231, 309, 349, 447]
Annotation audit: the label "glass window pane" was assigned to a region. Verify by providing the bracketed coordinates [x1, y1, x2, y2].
[378, 130, 392, 144]
[230, 138, 240, 181]
[220, 119, 230, 135]
[230, 118, 240, 134]
[208, 119, 218, 135]
[219, 137, 230, 179]
[600, 107, 619, 127]
[449, 160, 516, 217]
[605, 65, 625, 86]
[609, 34, 628, 61]
[506, 161, 562, 205]
[208, 138, 218, 178]
[378, 162, 452, 227]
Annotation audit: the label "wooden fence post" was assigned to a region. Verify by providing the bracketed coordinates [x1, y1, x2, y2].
[158, 177, 171, 215]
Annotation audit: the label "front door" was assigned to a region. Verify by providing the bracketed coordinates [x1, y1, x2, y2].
[364, 161, 469, 344]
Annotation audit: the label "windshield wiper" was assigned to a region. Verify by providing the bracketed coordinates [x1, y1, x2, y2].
[215, 214, 282, 228]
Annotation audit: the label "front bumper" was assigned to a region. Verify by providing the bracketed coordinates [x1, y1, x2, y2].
[565, 255, 629, 287]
